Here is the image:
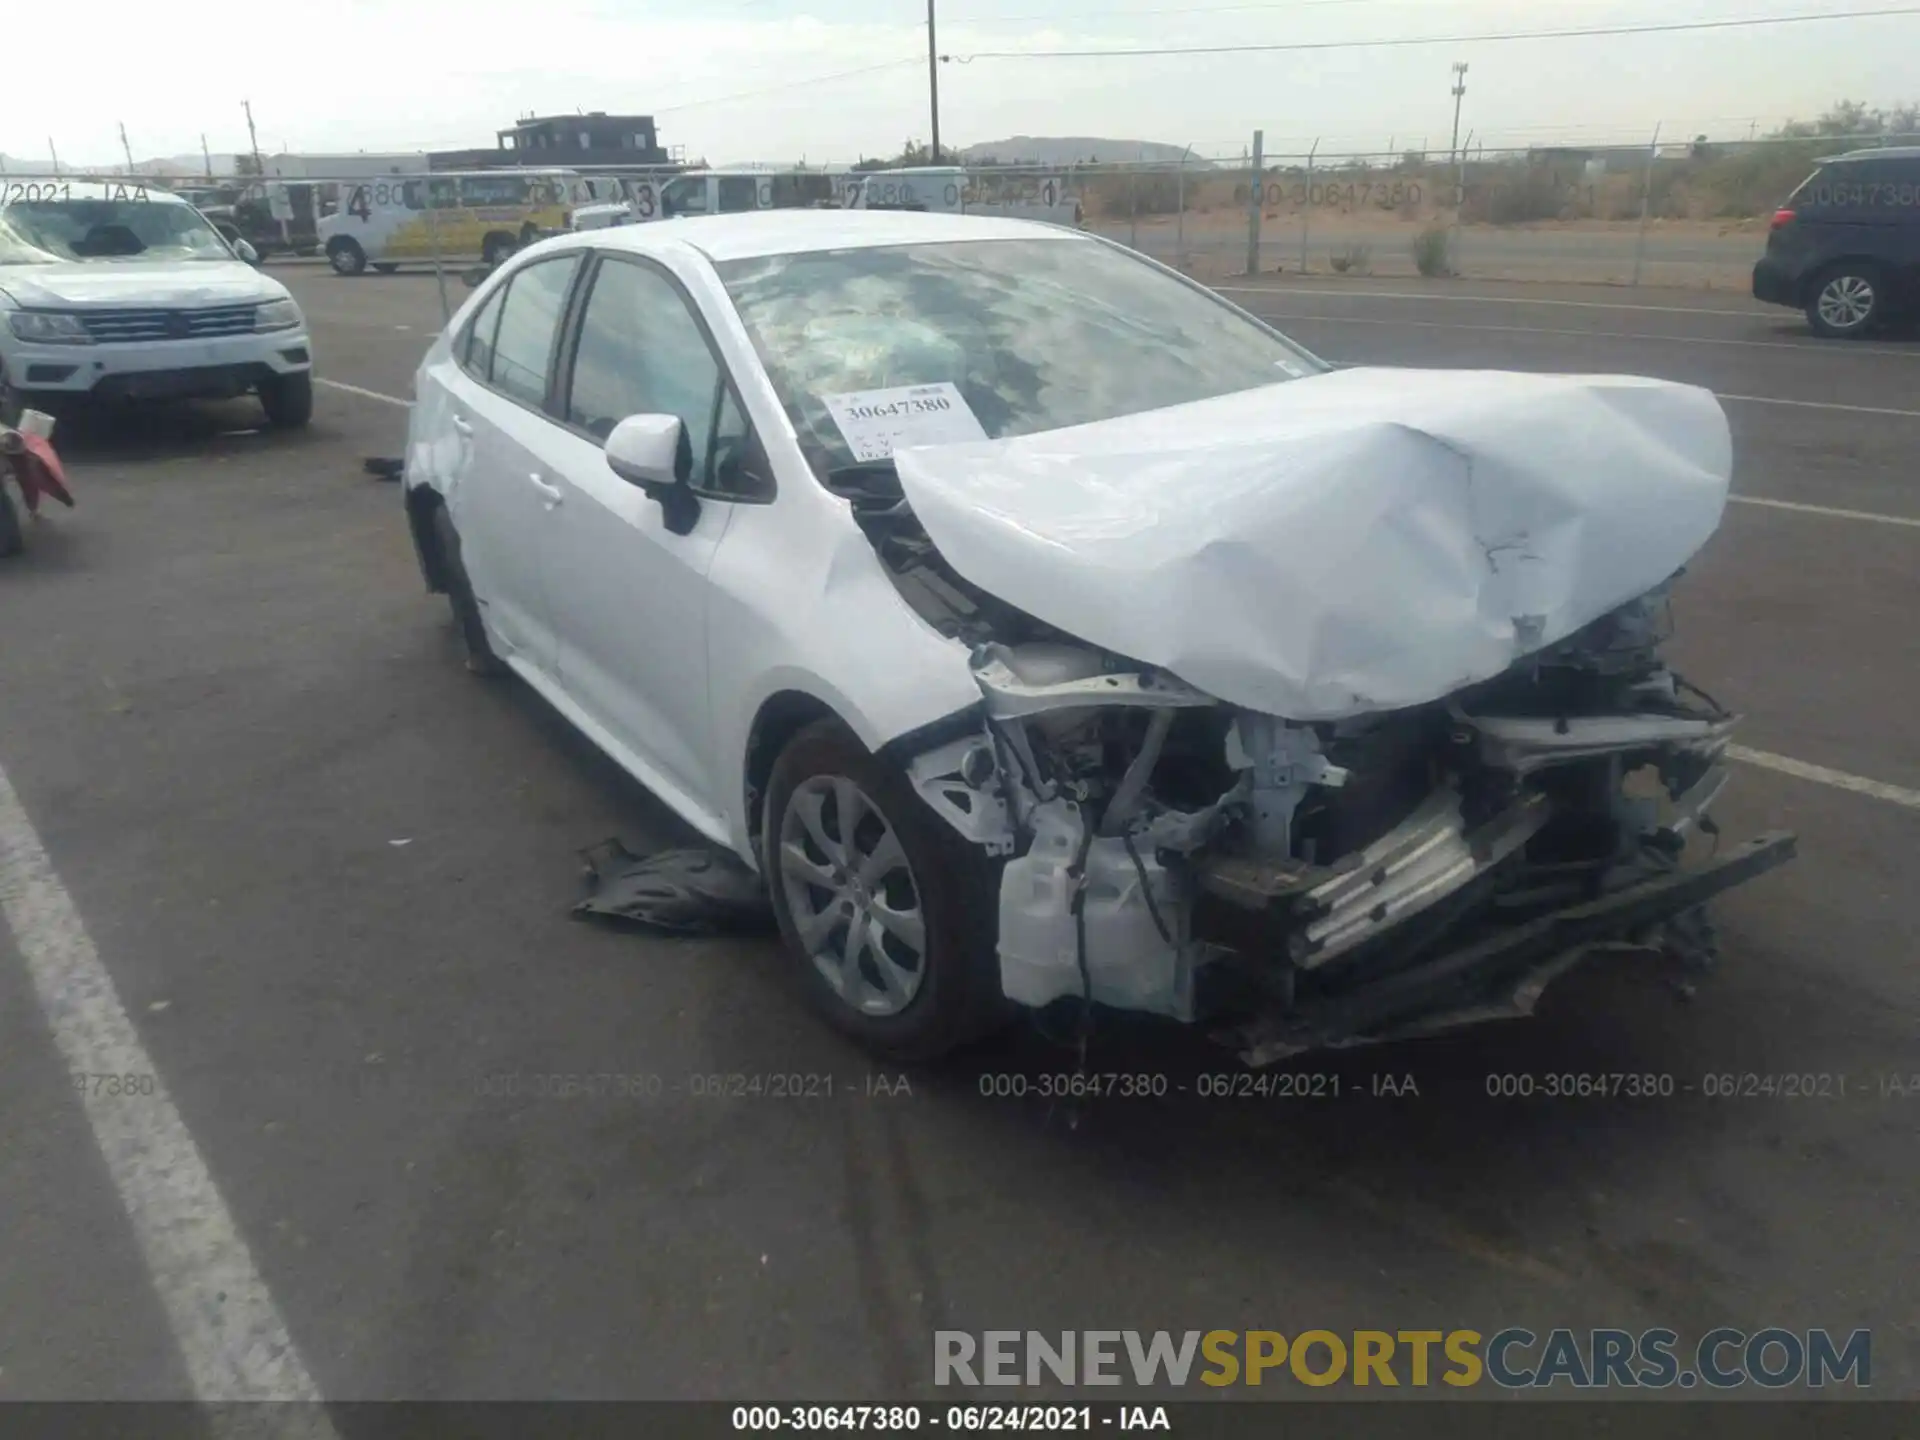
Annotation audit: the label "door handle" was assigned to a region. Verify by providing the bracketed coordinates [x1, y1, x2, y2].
[528, 473, 565, 505]
[451, 414, 473, 435]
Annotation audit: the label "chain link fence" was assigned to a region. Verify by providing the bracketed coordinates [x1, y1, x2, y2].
[29, 129, 1914, 298]
[983, 129, 1920, 288]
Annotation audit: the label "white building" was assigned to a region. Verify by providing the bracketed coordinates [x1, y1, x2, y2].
[260, 152, 431, 179]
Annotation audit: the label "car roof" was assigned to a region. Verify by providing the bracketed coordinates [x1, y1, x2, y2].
[3, 178, 190, 205]
[586, 208, 1082, 263]
[1818, 146, 1920, 163]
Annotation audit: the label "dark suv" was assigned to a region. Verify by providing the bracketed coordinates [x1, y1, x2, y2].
[1752, 146, 1920, 338]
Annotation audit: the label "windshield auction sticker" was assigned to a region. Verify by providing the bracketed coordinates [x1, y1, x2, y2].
[822, 383, 988, 462]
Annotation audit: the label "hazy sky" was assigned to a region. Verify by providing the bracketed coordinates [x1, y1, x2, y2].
[6, 0, 1917, 169]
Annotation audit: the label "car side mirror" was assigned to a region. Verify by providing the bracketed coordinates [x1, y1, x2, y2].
[605, 413, 701, 535]
[234, 238, 261, 267]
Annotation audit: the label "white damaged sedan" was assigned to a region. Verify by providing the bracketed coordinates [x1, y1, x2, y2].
[402, 210, 1795, 1064]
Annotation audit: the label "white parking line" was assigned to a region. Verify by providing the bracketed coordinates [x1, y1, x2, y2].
[0, 762, 336, 1414]
[1716, 392, 1920, 418]
[1729, 746, 1920, 812]
[316, 376, 409, 408]
[1216, 285, 1772, 318]
[1250, 309, 1920, 361]
[1729, 495, 1920, 529]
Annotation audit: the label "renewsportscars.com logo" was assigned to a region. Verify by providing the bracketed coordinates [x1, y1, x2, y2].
[933, 1329, 1872, 1390]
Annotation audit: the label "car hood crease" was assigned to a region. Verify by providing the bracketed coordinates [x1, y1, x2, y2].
[891, 366, 1732, 719]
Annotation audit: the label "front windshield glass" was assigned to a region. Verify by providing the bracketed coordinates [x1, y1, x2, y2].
[715, 237, 1325, 476]
[0, 196, 233, 265]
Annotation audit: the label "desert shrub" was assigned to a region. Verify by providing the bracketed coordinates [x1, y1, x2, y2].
[1412, 224, 1452, 277]
[1329, 243, 1372, 274]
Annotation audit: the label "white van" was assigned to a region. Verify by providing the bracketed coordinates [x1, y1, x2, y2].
[317, 169, 578, 275]
[846, 167, 969, 214]
[655, 170, 840, 220]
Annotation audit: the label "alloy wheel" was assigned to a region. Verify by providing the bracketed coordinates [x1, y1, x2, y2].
[777, 775, 928, 1016]
[1817, 274, 1875, 331]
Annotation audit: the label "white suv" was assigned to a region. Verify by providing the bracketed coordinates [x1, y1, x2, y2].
[0, 180, 314, 426]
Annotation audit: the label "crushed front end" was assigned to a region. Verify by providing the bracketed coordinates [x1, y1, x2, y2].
[904, 580, 1795, 1064]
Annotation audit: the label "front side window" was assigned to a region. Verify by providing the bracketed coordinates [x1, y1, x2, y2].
[566, 256, 752, 494]
[718, 176, 760, 213]
[715, 236, 1324, 477]
[488, 255, 581, 408]
[662, 178, 708, 216]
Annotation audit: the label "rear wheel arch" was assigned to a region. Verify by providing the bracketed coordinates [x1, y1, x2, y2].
[406, 485, 453, 593]
[1803, 256, 1888, 336]
[1797, 253, 1882, 301]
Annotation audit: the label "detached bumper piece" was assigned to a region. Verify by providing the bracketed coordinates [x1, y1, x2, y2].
[1219, 830, 1797, 1067]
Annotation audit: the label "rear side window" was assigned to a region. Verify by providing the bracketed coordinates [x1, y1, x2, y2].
[461, 286, 506, 379]
[1795, 160, 1920, 214]
[488, 255, 581, 408]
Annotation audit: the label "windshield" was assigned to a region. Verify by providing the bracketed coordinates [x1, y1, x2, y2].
[0, 198, 234, 265]
[715, 237, 1324, 477]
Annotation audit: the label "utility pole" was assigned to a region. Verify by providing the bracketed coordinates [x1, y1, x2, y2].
[242, 98, 263, 175]
[120, 122, 136, 175]
[926, 0, 942, 165]
[1245, 128, 1264, 276]
[1448, 62, 1469, 211]
[48, 140, 61, 177]
[202, 134, 214, 177]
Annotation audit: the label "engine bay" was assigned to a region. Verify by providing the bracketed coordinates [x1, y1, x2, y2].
[839, 467, 1794, 1063]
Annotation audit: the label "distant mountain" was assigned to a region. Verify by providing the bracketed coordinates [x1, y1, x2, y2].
[959, 136, 1214, 167]
[0, 152, 239, 180]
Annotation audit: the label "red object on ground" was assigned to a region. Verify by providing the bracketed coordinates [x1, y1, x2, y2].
[9, 432, 74, 513]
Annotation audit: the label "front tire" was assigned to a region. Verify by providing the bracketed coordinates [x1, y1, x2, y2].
[763, 719, 1005, 1061]
[327, 237, 367, 276]
[430, 505, 506, 676]
[1806, 262, 1884, 338]
[259, 371, 313, 429]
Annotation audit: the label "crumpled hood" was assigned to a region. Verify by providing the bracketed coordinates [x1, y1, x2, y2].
[892, 366, 1732, 720]
[0, 261, 285, 309]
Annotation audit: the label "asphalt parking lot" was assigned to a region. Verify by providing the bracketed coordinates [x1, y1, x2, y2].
[2, 258, 1916, 1406]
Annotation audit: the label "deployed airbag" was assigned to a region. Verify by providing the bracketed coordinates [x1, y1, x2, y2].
[892, 367, 1731, 719]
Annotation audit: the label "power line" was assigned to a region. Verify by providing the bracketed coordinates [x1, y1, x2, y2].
[946, 0, 1380, 22]
[654, 58, 923, 114]
[948, 6, 1920, 59]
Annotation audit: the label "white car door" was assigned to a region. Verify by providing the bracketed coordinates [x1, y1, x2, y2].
[440, 252, 583, 680]
[532, 251, 758, 840]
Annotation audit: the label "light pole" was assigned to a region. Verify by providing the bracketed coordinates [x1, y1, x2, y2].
[1448, 62, 1469, 211]
[927, 0, 942, 164]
